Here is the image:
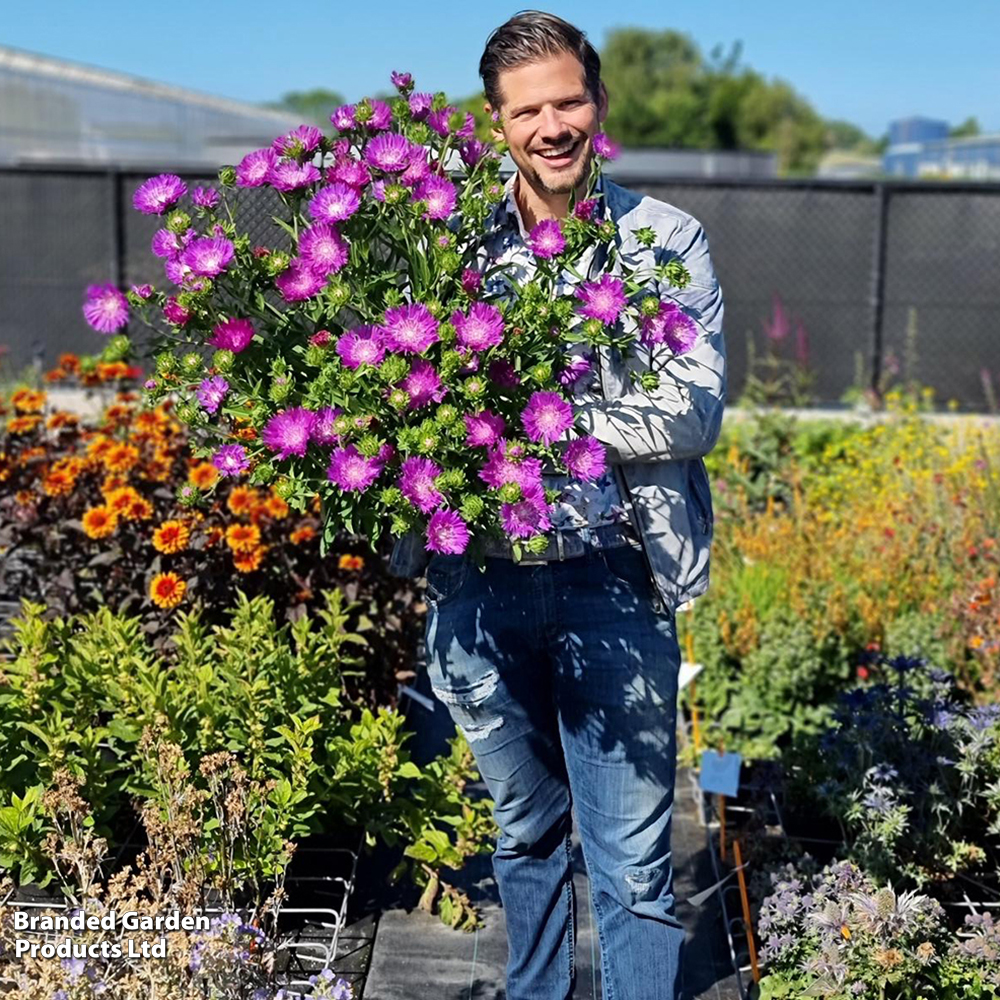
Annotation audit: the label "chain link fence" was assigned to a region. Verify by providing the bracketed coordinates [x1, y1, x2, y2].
[3, 165, 1000, 408]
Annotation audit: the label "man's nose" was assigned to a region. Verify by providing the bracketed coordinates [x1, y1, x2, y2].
[538, 105, 570, 141]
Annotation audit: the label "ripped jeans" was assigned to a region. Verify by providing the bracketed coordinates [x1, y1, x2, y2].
[423, 542, 685, 1000]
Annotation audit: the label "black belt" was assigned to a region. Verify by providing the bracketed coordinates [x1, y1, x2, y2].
[481, 522, 641, 564]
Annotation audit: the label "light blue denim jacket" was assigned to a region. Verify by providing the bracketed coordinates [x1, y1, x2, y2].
[388, 177, 727, 615]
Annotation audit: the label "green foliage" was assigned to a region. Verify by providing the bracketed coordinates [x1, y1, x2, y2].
[264, 88, 346, 126]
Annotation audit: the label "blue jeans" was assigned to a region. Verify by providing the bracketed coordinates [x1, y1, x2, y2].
[423, 540, 685, 1000]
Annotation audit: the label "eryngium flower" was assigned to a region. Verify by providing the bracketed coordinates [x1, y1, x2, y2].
[399, 456, 444, 514]
[464, 410, 505, 448]
[262, 407, 316, 459]
[275, 260, 326, 302]
[365, 133, 414, 173]
[213, 444, 249, 477]
[330, 104, 356, 131]
[639, 301, 698, 353]
[197, 376, 229, 414]
[453, 302, 505, 351]
[426, 509, 470, 554]
[521, 391, 574, 445]
[309, 182, 361, 223]
[236, 148, 278, 187]
[298, 223, 349, 276]
[327, 444, 382, 491]
[400, 358, 446, 408]
[408, 92, 433, 120]
[593, 132, 621, 160]
[208, 317, 255, 353]
[501, 485, 552, 538]
[337, 325, 386, 369]
[181, 236, 235, 277]
[412, 175, 457, 220]
[564, 436, 607, 482]
[83, 283, 129, 333]
[576, 274, 627, 325]
[191, 186, 220, 208]
[271, 124, 323, 157]
[132, 174, 187, 215]
[528, 219, 566, 258]
[382, 303, 439, 354]
[268, 159, 321, 192]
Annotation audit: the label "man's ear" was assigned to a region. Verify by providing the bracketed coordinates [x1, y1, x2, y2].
[597, 82, 609, 124]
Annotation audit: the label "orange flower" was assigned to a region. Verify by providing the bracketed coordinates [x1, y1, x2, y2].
[44, 369, 67, 383]
[58, 353, 80, 373]
[104, 442, 140, 473]
[106, 486, 142, 517]
[338, 554, 365, 571]
[42, 469, 75, 497]
[234, 426, 258, 442]
[6, 415, 42, 434]
[226, 522, 261, 553]
[189, 462, 219, 490]
[227, 486, 260, 517]
[152, 519, 191, 554]
[15, 490, 33, 506]
[11, 388, 46, 414]
[143, 452, 174, 482]
[87, 435, 114, 462]
[97, 361, 130, 381]
[125, 496, 153, 521]
[82, 505, 118, 539]
[264, 493, 290, 520]
[150, 572, 186, 609]
[133, 409, 169, 439]
[100, 473, 130, 497]
[205, 525, 225, 547]
[290, 525, 316, 545]
[46, 411, 79, 430]
[233, 546, 266, 573]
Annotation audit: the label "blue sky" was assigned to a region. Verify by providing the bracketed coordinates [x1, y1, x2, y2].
[5, 0, 997, 139]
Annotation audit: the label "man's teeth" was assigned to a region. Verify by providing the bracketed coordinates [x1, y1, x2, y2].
[538, 142, 577, 159]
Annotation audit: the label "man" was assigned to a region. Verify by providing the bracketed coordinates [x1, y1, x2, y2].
[390, 11, 726, 999]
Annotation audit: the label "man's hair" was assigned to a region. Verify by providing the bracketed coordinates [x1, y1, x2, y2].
[479, 10, 602, 112]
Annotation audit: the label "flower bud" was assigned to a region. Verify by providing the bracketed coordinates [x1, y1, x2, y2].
[379, 356, 409, 383]
[459, 495, 484, 521]
[582, 318, 604, 339]
[498, 482, 522, 504]
[175, 402, 198, 423]
[165, 210, 191, 234]
[639, 371, 660, 391]
[251, 462, 275, 484]
[438, 468, 466, 490]
[304, 345, 326, 367]
[528, 362, 552, 383]
[357, 434, 382, 457]
[388, 388, 410, 411]
[380, 486, 404, 507]
[333, 414, 353, 436]
[212, 349, 235, 372]
[640, 296, 661, 317]
[384, 184, 407, 204]
[434, 404, 458, 425]
[181, 352, 202, 373]
[176, 483, 202, 507]
[337, 369, 356, 391]
[102, 334, 131, 363]
[438, 250, 461, 274]
[525, 534, 550, 554]
[274, 478, 296, 500]
[326, 282, 350, 309]
[407, 122, 430, 146]
[269, 376, 292, 403]
[218, 165, 237, 187]
[265, 252, 291, 276]
[155, 352, 177, 376]
[462, 376, 486, 398]
[436, 322, 456, 346]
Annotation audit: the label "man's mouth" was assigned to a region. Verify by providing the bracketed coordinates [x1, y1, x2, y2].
[532, 137, 583, 167]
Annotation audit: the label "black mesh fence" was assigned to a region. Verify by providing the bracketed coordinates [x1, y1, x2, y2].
[3, 166, 1000, 409]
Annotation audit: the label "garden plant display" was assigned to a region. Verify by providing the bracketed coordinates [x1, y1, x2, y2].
[80, 72, 701, 560]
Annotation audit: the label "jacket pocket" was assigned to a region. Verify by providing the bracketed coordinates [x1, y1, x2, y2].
[688, 459, 714, 537]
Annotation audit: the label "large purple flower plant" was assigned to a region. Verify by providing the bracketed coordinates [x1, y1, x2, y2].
[84, 72, 705, 559]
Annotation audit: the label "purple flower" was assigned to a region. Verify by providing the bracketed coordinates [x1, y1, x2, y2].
[399, 456, 444, 514]
[453, 302, 505, 351]
[479, 442, 543, 491]
[391, 70, 413, 91]
[330, 104, 357, 131]
[309, 183, 361, 224]
[271, 124, 323, 157]
[327, 157, 371, 189]
[576, 275, 627, 325]
[208, 317, 255, 353]
[236, 148, 278, 187]
[310, 406, 342, 446]
[412, 175, 456, 220]
[593, 132, 620, 160]
[337, 325, 386, 368]
[528, 219, 566, 259]
[408, 92, 433, 120]
[262, 407, 316, 459]
[400, 149, 431, 187]
[268, 159, 321, 192]
[382, 303, 439, 353]
[400, 358, 446, 408]
[298, 223, 349, 276]
[521, 391, 574, 445]
[82, 283, 129, 333]
[132, 173, 187, 215]
[365, 133, 414, 173]
[131, 283, 153, 299]
[426, 509, 470, 554]
[213, 444, 249, 477]
[428, 107, 474, 138]
[574, 199, 598, 221]
[181, 236, 235, 277]
[327, 444, 382, 491]
[164, 257, 191, 285]
[501, 486, 552, 538]
[275, 259, 327, 302]
[192, 186, 220, 209]
[564, 436, 606, 482]
[464, 410, 505, 448]
[558, 353, 593, 387]
[639, 301, 699, 353]
[163, 296, 192, 326]
[488, 359, 521, 388]
[197, 376, 229, 414]
[460, 139, 492, 168]
[151, 227, 194, 258]
[461, 269, 482, 297]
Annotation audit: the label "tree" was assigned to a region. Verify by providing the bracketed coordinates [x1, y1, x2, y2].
[950, 116, 981, 139]
[264, 88, 345, 126]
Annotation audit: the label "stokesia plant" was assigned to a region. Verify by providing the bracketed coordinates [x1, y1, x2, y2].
[80, 72, 702, 561]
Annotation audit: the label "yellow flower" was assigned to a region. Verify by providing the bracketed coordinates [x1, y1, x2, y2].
[149, 572, 186, 609]
[152, 520, 190, 555]
[233, 546, 266, 573]
[225, 522, 261, 554]
[82, 505, 118, 539]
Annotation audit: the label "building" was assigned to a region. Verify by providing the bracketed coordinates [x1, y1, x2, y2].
[0, 44, 301, 168]
[883, 116, 1000, 180]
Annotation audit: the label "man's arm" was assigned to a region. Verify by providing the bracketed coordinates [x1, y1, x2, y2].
[573, 219, 727, 464]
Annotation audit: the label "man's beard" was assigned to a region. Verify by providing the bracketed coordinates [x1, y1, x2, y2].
[515, 141, 593, 196]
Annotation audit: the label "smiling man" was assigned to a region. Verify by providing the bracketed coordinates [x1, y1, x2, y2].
[402, 10, 727, 1000]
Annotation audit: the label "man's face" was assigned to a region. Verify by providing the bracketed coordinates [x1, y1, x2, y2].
[491, 50, 607, 197]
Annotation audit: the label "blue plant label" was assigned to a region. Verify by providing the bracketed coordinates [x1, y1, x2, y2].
[699, 750, 742, 797]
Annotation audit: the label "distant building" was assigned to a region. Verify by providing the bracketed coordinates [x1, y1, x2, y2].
[816, 151, 882, 180]
[0, 44, 300, 167]
[883, 116, 1000, 180]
